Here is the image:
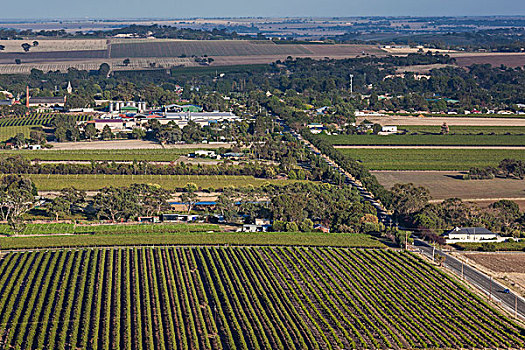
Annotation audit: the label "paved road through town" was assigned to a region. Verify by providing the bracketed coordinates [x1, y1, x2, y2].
[414, 239, 525, 320]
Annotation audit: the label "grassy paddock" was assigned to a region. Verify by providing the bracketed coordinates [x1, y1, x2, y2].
[0, 149, 203, 161]
[21, 174, 295, 191]
[322, 133, 525, 146]
[339, 148, 525, 170]
[0, 232, 384, 249]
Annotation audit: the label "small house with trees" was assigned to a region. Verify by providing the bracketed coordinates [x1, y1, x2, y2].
[443, 227, 505, 244]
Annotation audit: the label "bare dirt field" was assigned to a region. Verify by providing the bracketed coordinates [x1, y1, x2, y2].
[451, 53, 525, 68]
[459, 252, 525, 297]
[49, 140, 234, 150]
[0, 39, 108, 53]
[357, 115, 525, 126]
[373, 170, 525, 204]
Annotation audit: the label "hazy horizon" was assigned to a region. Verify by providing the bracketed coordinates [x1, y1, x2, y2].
[1, 0, 524, 21]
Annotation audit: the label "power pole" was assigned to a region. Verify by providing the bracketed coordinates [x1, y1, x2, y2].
[432, 246, 435, 262]
[349, 74, 354, 96]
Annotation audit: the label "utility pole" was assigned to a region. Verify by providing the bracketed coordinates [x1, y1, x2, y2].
[432, 246, 435, 262]
[349, 74, 354, 96]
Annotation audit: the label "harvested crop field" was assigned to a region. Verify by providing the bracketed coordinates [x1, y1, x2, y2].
[465, 253, 525, 274]
[0, 247, 522, 349]
[373, 171, 525, 205]
[452, 53, 525, 68]
[109, 40, 384, 58]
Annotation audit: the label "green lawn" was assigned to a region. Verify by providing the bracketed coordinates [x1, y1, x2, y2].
[339, 148, 525, 170]
[0, 149, 206, 161]
[21, 174, 295, 191]
[322, 133, 525, 146]
[0, 231, 384, 249]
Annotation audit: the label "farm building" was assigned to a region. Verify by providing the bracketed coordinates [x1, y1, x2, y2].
[28, 96, 66, 108]
[378, 125, 398, 135]
[443, 227, 506, 244]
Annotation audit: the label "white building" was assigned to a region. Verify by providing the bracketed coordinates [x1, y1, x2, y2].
[378, 125, 398, 135]
[444, 227, 506, 244]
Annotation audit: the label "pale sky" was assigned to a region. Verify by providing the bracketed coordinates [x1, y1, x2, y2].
[1, 0, 524, 19]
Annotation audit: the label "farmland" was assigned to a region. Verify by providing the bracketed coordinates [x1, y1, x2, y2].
[0, 149, 200, 161]
[0, 125, 41, 142]
[0, 247, 521, 349]
[0, 233, 383, 249]
[372, 171, 525, 202]
[338, 148, 525, 170]
[0, 113, 91, 128]
[321, 133, 525, 146]
[0, 223, 221, 236]
[17, 174, 296, 191]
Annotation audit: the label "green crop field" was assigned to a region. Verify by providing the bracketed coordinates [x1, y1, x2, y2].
[0, 247, 521, 349]
[322, 133, 525, 146]
[20, 174, 295, 191]
[0, 232, 383, 249]
[0, 223, 221, 236]
[0, 148, 204, 161]
[339, 148, 525, 170]
[0, 125, 41, 142]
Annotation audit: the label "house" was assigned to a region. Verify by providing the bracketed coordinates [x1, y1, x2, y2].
[93, 119, 125, 131]
[443, 227, 506, 244]
[138, 216, 160, 223]
[193, 150, 217, 158]
[307, 123, 324, 134]
[241, 224, 271, 232]
[378, 125, 398, 135]
[28, 96, 66, 107]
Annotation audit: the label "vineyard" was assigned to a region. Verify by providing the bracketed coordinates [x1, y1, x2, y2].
[0, 148, 203, 161]
[338, 148, 525, 170]
[0, 247, 522, 349]
[0, 113, 92, 128]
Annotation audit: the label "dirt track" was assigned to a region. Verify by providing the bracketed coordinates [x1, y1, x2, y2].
[48, 140, 234, 150]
